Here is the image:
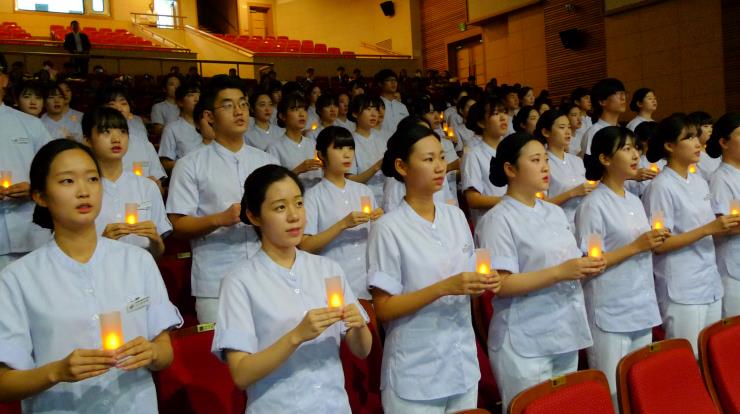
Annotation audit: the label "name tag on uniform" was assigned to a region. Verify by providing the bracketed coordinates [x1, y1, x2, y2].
[12, 137, 30, 144]
[138, 201, 152, 211]
[126, 296, 150, 313]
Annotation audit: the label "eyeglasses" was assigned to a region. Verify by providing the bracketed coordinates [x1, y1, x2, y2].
[214, 99, 249, 112]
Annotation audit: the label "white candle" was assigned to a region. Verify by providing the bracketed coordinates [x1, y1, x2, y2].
[587, 234, 603, 258]
[125, 203, 139, 225]
[132, 162, 144, 176]
[475, 248, 491, 274]
[651, 210, 665, 230]
[360, 196, 372, 214]
[100, 311, 123, 351]
[730, 200, 740, 217]
[0, 170, 11, 189]
[324, 276, 344, 308]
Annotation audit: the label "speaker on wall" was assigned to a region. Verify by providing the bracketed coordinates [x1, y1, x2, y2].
[380, 1, 395, 17]
[559, 28, 587, 50]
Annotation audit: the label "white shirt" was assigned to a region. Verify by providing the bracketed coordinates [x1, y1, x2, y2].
[41, 113, 83, 142]
[95, 172, 172, 250]
[642, 167, 723, 305]
[461, 141, 507, 225]
[304, 178, 375, 299]
[213, 249, 366, 414]
[158, 117, 204, 161]
[382, 176, 457, 213]
[0, 105, 52, 255]
[709, 162, 740, 281]
[266, 134, 322, 190]
[379, 96, 409, 136]
[626, 115, 651, 132]
[436, 127, 461, 203]
[0, 238, 183, 414]
[625, 155, 666, 198]
[574, 184, 661, 332]
[166, 142, 278, 297]
[475, 196, 592, 357]
[350, 130, 388, 205]
[244, 123, 284, 152]
[334, 117, 356, 132]
[547, 150, 587, 230]
[582, 119, 612, 155]
[568, 126, 585, 155]
[150, 100, 180, 126]
[697, 151, 721, 183]
[367, 201, 479, 400]
[124, 118, 167, 180]
[456, 126, 480, 149]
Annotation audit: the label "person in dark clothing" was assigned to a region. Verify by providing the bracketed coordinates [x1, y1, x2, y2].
[63, 21, 91, 75]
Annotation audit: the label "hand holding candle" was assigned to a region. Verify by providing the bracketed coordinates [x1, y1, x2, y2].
[587, 233, 603, 258]
[0, 170, 11, 189]
[100, 311, 124, 351]
[125, 203, 139, 225]
[132, 162, 144, 176]
[475, 248, 491, 275]
[730, 200, 740, 217]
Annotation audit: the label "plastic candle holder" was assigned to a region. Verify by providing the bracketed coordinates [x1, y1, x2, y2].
[360, 196, 372, 214]
[132, 162, 144, 176]
[651, 210, 665, 230]
[100, 311, 123, 351]
[535, 191, 546, 200]
[730, 200, 740, 217]
[447, 129, 455, 138]
[649, 163, 660, 173]
[475, 248, 491, 274]
[0, 170, 11, 189]
[325, 276, 344, 308]
[688, 164, 697, 174]
[125, 203, 139, 225]
[442, 124, 448, 132]
[587, 234, 603, 258]
[311, 122, 318, 130]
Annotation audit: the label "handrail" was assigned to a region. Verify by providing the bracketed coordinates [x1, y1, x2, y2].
[0, 37, 191, 53]
[184, 25, 254, 58]
[133, 24, 188, 50]
[360, 41, 406, 56]
[131, 12, 187, 29]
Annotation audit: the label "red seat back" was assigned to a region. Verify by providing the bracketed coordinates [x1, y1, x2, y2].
[154, 326, 246, 414]
[701, 317, 740, 413]
[0, 402, 20, 414]
[156, 255, 197, 328]
[510, 370, 612, 414]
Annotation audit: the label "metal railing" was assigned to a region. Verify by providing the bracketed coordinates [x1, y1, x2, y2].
[131, 13, 188, 29]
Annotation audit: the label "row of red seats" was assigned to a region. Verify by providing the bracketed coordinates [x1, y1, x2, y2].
[0, 22, 32, 40]
[49, 24, 178, 52]
[212, 33, 354, 56]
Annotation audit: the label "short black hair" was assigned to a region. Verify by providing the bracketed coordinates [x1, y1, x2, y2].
[534, 109, 567, 142]
[175, 82, 200, 101]
[375, 69, 398, 85]
[706, 112, 740, 158]
[513, 105, 537, 133]
[349, 94, 381, 123]
[634, 121, 658, 152]
[590, 78, 625, 118]
[570, 87, 590, 103]
[277, 92, 308, 128]
[240, 165, 304, 232]
[584, 126, 636, 181]
[629, 88, 654, 113]
[96, 85, 131, 107]
[489, 132, 541, 187]
[381, 123, 439, 182]
[316, 126, 355, 161]
[466, 96, 505, 135]
[647, 113, 693, 163]
[315, 93, 339, 114]
[162, 73, 183, 88]
[82, 106, 129, 139]
[200, 74, 245, 112]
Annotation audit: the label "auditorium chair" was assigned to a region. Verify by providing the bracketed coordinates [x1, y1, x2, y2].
[154, 325, 246, 414]
[340, 301, 383, 413]
[508, 370, 613, 414]
[617, 338, 719, 414]
[699, 316, 740, 413]
[0, 402, 20, 414]
[156, 252, 197, 328]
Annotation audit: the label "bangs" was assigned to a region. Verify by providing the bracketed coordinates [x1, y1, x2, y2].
[332, 130, 356, 149]
[284, 93, 307, 111]
[95, 110, 129, 134]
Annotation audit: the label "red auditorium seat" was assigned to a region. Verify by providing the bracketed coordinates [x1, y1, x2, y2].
[699, 316, 740, 413]
[154, 325, 246, 414]
[617, 338, 719, 414]
[277, 35, 289, 40]
[0, 402, 20, 414]
[156, 254, 197, 328]
[509, 370, 614, 414]
[327, 47, 341, 54]
[342, 51, 356, 56]
[341, 301, 383, 413]
[314, 43, 327, 53]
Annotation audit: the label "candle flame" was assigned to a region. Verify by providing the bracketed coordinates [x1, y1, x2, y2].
[133, 168, 143, 176]
[329, 293, 343, 308]
[362, 206, 371, 214]
[689, 164, 697, 174]
[478, 264, 489, 274]
[653, 221, 663, 230]
[1, 180, 9, 189]
[732, 209, 739, 216]
[311, 123, 318, 130]
[589, 247, 602, 258]
[649, 164, 659, 172]
[126, 214, 137, 225]
[535, 192, 544, 199]
[447, 130, 454, 138]
[103, 333, 121, 350]
[587, 180, 597, 185]
[443, 124, 448, 132]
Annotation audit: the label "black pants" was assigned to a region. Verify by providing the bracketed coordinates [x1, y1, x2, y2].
[71, 54, 89, 75]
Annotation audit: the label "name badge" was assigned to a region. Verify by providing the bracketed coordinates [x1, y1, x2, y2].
[12, 137, 30, 144]
[138, 201, 152, 211]
[126, 296, 150, 313]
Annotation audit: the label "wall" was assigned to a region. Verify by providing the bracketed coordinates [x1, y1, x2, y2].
[419, 0, 467, 72]
[480, 3, 547, 93]
[721, 0, 738, 112]
[273, 0, 420, 56]
[605, 0, 725, 119]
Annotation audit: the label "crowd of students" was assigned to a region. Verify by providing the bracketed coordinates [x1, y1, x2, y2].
[1, 51, 739, 413]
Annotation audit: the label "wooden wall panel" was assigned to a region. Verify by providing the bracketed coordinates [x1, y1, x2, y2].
[543, 0, 606, 102]
[420, 0, 467, 71]
[722, 0, 740, 112]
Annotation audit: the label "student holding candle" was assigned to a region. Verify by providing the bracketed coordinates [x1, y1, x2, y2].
[642, 113, 740, 354]
[41, 83, 83, 142]
[0, 139, 182, 412]
[300, 126, 382, 301]
[575, 126, 668, 404]
[582, 78, 626, 156]
[335, 92, 356, 132]
[368, 122, 500, 413]
[84, 107, 171, 258]
[705, 112, 740, 316]
[625, 121, 662, 197]
[688, 111, 721, 182]
[167, 75, 279, 324]
[158, 82, 204, 172]
[625, 88, 657, 132]
[347, 94, 386, 205]
[268, 93, 323, 190]
[305, 94, 339, 141]
[536, 109, 596, 230]
[244, 91, 284, 151]
[212, 164, 371, 413]
[474, 132, 605, 410]
[462, 96, 510, 225]
[0, 56, 53, 271]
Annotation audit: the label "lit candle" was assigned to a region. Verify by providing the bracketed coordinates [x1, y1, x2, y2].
[535, 191, 545, 199]
[311, 122, 318, 130]
[587, 234, 603, 258]
[0, 170, 11, 189]
[651, 210, 665, 230]
[688, 164, 697, 174]
[447, 129, 455, 139]
[132, 162, 144, 176]
[360, 195, 372, 214]
[440, 112, 444, 121]
[587, 180, 597, 186]
[100, 311, 124, 351]
[730, 200, 740, 217]
[324, 276, 344, 308]
[649, 163, 659, 173]
[442, 124, 449, 132]
[125, 203, 139, 225]
[475, 248, 491, 274]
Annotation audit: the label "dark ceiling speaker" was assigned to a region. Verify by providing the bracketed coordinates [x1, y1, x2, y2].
[380, 1, 395, 17]
[559, 28, 587, 50]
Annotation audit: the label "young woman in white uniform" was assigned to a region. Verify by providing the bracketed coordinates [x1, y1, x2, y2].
[347, 94, 387, 206]
[244, 91, 284, 151]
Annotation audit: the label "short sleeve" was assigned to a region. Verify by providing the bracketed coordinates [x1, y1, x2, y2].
[33, 118, 53, 151]
[141, 253, 183, 339]
[475, 212, 519, 274]
[366, 221, 404, 295]
[0, 272, 35, 370]
[150, 104, 165, 125]
[710, 175, 734, 216]
[266, 143, 282, 165]
[166, 158, 199, 216]
[146, 180, 173, 237]
[303, 187, 320, 235]
[461, 152, 483, 193]
[144, 141, 167, 180]
[574, 199, 605, 254]
[212, 273, 259, 360]
[642, 180, 675, 232]
[158, 125, 177, 160]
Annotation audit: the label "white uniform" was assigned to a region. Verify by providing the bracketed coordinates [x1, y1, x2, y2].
[625, 155, 666, 198]
[304, 178, 375, 299]
[266, 134, 323, 190]
[350, 130, 388, 206]
[158, 117, 204, 161]
[379, 96, 409, 137]
[41, 113, 83, 142]
[150, 100, 180, 127]
[334, 117, 356, 132]
[461, 141, 507, 225]
[95, 172, 172, 250]
[642, 167, 723, 355]
[0, 237, 183, 413]
[709, 162, 740, 317]
[697, 151, 721, 183]
[625, 115, 651, 132]
[382, 176, 457, 214]
[582, 119, 612, 155]
[212, 249, 367, 414]
[547, 151, 587, 231]
[124, 118, 167, 181]
[244, 123, 284, 152]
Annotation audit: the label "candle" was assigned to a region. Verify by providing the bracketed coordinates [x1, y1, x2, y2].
[0, 170, 11, 189]
[324, 276, 344, 308]
[587, 180, 597, 186]
[587, 234, 603, 258]
[730, 200, 740, 217]
[100, 311, 124, 351]
[651, 210, 665, 230]
[535, 191, 545, 199]
[475, 248, 491, 274]
[440, 112, 444, 121]
[311, 122, 318, 130]
[688, 164, 697, 174]
[442, 124, 449, 132]
[132, 162, 144, 176]
[360, 195, 372, 214]
[125, 203, 139, 225]
[649, 163, 659, 173]
[447, 129, 455, 138]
